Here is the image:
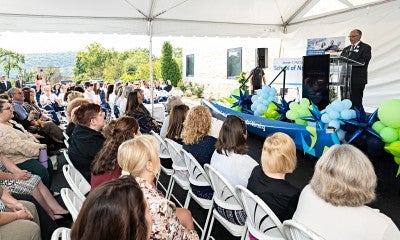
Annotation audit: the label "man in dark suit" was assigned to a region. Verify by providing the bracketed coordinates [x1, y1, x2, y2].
[0, 75, 12, 92]
[341, 29, 372, 109]
[15, 75, 26, 88]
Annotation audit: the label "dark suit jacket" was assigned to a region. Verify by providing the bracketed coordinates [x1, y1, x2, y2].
[341, 41, 371, 85]
[15, 80, 26, 88]
[0, 80, 12, 92]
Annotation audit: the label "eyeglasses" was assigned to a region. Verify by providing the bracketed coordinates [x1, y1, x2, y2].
[348, 35, 359, 38]
[2, 104, 14, 111]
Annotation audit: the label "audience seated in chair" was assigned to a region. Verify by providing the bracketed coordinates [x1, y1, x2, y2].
[64, 98, 90, 137]
[90, 117, 140, 189]
[125, 89, 160, 134]
[210, 115, 258, 225]
[117, 135, 199, 240]
[39, 85, 63, 125]
[0, 152, 69, 221]
[182, 105, 216, 200]
[71, 176, 152, 240]
[247, 132, 300, 223]
[0, 187, 41, 240]
[68, 103, 105, 182]
[159, 95, 184, 138]
[293, 144, 400, 240]
[0, 99, 53, 189]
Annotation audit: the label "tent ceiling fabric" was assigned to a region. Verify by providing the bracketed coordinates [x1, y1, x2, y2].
[0, 0, 388, 36]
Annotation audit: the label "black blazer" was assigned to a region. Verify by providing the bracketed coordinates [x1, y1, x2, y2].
[0, 81, 12, 92]
[15, 80, 26, 88]
[341, 41, 372, 85]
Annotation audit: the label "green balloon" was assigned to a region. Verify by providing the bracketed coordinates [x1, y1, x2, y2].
[395, 156, 400, 165]
[372, 121, 385, 134]
[385, 141, 400, 156]
[286, 110, 298, 120]
[380, 127, 399, 143]
[300, 98, 310, 107]
[378, 99, 400, 128]
[295, 119, 307, 126]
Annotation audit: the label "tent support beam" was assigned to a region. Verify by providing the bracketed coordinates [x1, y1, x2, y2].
[287, 0, 394, 26]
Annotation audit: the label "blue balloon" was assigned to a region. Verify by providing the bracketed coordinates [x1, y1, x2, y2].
[262, 99, 269, 105]
[332, 100, 343, 112]
[254, 110, 261, 116]
[328, 111, 340, 120]
[342, 99, 352, 109]
[325, 105, 333, 113]
[251, 95, 258, 103]
[328, 120, 341, 130]
[336, 129, 346, 141]
[340, 109, 353, 120]
[321, 113, 331, 124]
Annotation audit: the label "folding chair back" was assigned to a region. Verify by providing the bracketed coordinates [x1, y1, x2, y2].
[63, 164, 91, 200]
[283, 220, 325, 240]
[60, 188, 85, 221]
[236, 185, 286, 240]
[51, 227, 71, 240]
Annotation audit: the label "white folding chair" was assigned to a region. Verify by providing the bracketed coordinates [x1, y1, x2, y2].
[182, 150, 213, 240]
[62, 164, 91, 200]
[51, 227, 71, 240]
[60, 188, 85, 222]
[62, 131, 69, 141]
[204, 164, 247, 240]
[150, 130, 174, 196]
[236, 185, 286, 240]
[164, 138, 189, 207]
[62, 149, 74, 168]
[283, 220, 325, 240]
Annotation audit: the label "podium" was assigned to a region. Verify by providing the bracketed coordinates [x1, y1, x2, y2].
[302, 54, 364, 110]
[329, 55, 364, 100]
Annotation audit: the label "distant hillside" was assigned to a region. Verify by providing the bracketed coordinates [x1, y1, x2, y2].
[0, 52, 76, 79]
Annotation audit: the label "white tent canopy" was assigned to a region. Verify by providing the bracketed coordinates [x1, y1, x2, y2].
[0, 0, 399, 108]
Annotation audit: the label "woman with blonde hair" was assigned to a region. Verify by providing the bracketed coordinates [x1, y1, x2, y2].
[247, 132, 300, 222]
[118, 135, 199, 240]
[182, 105, 216, 200]
[293, 144, 400, 240]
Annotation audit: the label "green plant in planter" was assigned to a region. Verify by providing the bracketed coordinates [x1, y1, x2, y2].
[235, 71, 249, 94]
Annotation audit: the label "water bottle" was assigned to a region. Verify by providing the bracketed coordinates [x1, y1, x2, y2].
[38, 148, 48, 168]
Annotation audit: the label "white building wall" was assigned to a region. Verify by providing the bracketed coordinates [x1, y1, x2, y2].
[181, 37, 281, 100]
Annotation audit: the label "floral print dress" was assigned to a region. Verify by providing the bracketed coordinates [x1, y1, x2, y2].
[136, 177, 199, 240]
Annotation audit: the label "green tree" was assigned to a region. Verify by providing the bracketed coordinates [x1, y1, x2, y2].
[134, 60, 161, 81]
[103, 56, 124, 82]
[0, 48, 25, 78]
[73, 42, 114, 81]
[161, 41, 181, 86]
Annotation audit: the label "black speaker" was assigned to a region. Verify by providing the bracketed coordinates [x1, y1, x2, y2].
[256, 48, 268, 68]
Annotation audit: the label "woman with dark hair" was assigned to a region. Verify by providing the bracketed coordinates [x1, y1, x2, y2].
[90, 117, 141, 189]
[166, 104, 190, 145]
[21, 87, 64, 144]
[71, 176, 152, 240]
[0, 99, 53, 189]
[125, 90, 160, 134]
[68, 103, 106, 181]
[210, 115, 258, 225]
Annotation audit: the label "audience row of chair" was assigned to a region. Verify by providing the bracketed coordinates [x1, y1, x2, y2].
[152, 131, 324, 240]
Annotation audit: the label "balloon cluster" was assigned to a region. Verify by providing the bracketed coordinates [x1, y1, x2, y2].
[320, 99, 355, 140]
[251, 86, 278, 117]
[373, 99, 400, 175]
[285, 98, 312, 125]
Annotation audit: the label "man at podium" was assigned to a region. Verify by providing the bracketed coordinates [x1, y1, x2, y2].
[341, 29, 372, 109]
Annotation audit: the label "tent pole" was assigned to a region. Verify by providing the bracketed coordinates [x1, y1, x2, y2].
[148, 20, 154, 116]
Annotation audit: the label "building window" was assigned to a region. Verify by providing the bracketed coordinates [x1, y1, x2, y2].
[186, 54, 194, 77]
[227, 47, 242, 79]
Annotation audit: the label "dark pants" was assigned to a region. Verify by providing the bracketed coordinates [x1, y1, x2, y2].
[351, 82, 366, 110]
[17, 159, 53, 189]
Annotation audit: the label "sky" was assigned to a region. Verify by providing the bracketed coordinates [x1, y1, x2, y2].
[0, 32, 193, 56]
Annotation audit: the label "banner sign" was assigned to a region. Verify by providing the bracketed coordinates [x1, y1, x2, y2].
[306, 36, 346, 56]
